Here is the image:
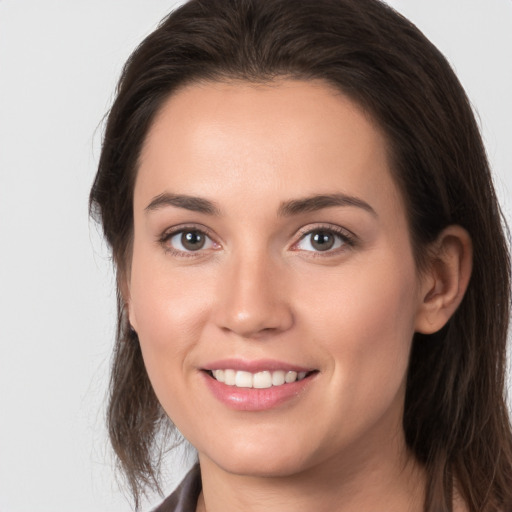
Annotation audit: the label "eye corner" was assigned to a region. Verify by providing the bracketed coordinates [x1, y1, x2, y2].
[291, 224, 357, 256]
[158, 224, 221, 258]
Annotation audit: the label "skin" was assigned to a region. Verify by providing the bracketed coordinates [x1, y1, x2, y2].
[127, 80, 472, 511]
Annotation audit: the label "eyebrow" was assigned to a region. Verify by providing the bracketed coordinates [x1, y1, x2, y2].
[145, 192, 221, 215]
[278, 193, 377, 217]
[144, 192, 376, 217]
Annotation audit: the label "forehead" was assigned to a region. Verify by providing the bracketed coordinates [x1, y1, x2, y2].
[135, 79, 403, 219]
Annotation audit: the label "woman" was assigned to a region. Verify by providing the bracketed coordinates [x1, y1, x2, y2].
[89, 0, 512, 510]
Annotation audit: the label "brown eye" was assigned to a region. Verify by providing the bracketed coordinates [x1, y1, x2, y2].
[181, 231, 206, 251]
[310, 231, 335, 251]
[295, 228, 349, 253]
[164, 229, 216, 254]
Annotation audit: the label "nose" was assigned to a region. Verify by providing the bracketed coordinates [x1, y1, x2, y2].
[213, 251, 294, 339]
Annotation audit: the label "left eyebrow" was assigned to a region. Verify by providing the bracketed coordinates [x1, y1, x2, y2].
[278, 193, 377, 217]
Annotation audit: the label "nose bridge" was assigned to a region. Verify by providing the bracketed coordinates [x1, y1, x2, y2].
[214, 245, 293, 338]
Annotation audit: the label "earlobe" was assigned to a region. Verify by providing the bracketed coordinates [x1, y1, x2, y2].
[127, 298, 139, 332]
[415, 225, 473, 334]
[127, 302, 138, 332]
[119, 274, 138, 331]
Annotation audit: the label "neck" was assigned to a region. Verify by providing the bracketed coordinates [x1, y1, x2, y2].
[196, 433, 426, 512]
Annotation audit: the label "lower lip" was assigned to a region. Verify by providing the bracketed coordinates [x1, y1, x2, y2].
[202, 372, 316, 411]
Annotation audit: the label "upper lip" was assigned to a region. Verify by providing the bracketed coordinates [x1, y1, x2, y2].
[202, 358, 315, 373]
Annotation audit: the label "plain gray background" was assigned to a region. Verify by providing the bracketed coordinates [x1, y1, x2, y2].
[0, 1, 511, 511]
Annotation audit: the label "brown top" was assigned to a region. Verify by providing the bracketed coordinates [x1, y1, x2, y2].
[152, 465, 202, 512]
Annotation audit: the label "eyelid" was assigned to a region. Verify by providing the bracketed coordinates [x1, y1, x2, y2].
[158, 223, 221, 257]
[291, 223, 357, 254]
[157, 222, 356, 257]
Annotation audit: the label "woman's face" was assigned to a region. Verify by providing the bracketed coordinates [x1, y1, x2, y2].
[128, 80, 426, 478]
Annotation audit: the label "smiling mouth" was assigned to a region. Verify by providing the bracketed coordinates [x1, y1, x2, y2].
[206, 369, 317, 389]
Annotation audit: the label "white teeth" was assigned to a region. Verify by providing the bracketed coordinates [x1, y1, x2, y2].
[271, 370, 285, 386]
[253, 371, 272, 389]
[285, 371, 297, 383]
[213, 369, 225, 383]
[224, 369, 236, 386]
[210, 369, 309, 388]
[235, 371, 253, 388]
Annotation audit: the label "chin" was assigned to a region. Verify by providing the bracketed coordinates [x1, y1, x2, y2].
[218, 458, 308, 479]
[200, 437, 315, 478]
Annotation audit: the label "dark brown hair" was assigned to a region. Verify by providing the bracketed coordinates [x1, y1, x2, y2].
[89, 0, 512, 510]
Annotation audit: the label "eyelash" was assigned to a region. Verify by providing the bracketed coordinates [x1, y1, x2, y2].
[159, 224, 219, 258]
[292, 224, 356, 256]
[158, 223, 357, 258]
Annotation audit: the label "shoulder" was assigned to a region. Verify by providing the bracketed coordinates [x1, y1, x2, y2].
[152, 464, 201, 512]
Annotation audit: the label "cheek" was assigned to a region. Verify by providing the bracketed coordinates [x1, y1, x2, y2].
[129, 245, 210, 338]
[294, 257, 419, 449]
[298, 253, 419, 385]
[127, 257, 215, 430]
[127, 248, 214, 389]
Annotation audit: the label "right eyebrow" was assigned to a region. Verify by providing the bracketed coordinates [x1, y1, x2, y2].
[144, 192, 221, 216]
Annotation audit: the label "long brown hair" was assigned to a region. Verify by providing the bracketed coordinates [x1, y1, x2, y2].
[89, 0, 512, 510]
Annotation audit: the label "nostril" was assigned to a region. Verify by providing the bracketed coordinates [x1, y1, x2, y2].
[213, 267, 294, 337]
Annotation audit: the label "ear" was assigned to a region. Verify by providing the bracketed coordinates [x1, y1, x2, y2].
[118, 270, 138, 332]
[415, 225, 473, 334]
